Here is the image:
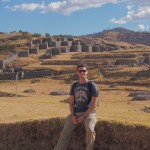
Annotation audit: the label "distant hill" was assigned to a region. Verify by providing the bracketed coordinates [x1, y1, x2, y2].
[84, 27, 150, 46]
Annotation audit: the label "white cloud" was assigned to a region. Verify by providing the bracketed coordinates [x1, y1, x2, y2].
[111, 0, 150, 24]
[138, 24, 149, 31]
[127, 0, 150, 6]
[6, 0, 119, 15]
[6, 3, 45, 12]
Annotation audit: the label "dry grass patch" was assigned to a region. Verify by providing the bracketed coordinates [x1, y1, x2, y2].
[0, 84, 150, 127]
[0, 118, 150, 150]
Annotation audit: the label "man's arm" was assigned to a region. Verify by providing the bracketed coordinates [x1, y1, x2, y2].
[83, 96, 98, 117]
[69, 95, 75, 115]
[69, 95, 79, 125]
[77, 96, 98, 124]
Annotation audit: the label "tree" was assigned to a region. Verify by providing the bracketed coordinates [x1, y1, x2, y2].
[45, 33, 51, 37]
[32, 33, 41, 37]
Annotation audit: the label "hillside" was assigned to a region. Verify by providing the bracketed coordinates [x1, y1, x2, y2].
[0, 32, 150, 150]
[85, 27, 150, 46]
[0, 32, 149, 125]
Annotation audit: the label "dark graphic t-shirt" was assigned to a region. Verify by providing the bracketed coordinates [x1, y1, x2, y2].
[70, 81, 99, 113]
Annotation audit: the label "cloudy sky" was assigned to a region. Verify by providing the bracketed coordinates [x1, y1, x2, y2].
[0, 0, 150, 35]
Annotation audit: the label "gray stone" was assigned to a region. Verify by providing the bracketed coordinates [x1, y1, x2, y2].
[29, 48, 39, 54]
[51, 48, 61, 55]
[18, 50, 29, 57]
[48, 41, 61, 48]
[92, 45, 100, 52]
[38, 43, 48, 49]
[23, 89, 36, 93]
[60, 47, 69, 53]
[115, 58, 138, 66]
[32, 39, 42, 44]
[72, 40, 80, 45]
[70, 45, 82, 52]
[61, 41, 72, 47]
[42, 37, 51, 43]
[49, 89, 69, 95]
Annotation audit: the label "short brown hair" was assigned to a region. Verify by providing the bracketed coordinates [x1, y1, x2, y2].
[77, 63, 88, 70]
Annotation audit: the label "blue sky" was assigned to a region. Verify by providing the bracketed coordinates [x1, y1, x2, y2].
[0, 0, 150, 36]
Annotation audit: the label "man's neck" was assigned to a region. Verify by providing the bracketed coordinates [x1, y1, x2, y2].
[79, 78, 88, 84]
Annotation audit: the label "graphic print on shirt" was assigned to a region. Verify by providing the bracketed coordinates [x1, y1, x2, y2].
[74, 86, 88, 103]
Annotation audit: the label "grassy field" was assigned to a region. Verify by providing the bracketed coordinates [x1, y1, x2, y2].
[0, 75, 150, 127]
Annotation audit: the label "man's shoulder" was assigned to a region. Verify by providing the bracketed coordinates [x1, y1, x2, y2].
[88, 81, 99, 91]
[71, 81, 78, 89]
[72, 81, 78, 86]
[88, 81, 97, 86]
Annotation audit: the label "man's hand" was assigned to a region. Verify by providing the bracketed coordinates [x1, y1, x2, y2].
[72, 115, 79, 125]
[77, 115, 85, 124]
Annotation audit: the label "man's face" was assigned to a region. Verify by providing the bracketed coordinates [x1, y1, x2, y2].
[77, 67, 88, 79]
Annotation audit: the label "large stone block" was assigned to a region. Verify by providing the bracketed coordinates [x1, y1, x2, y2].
[61, 41, 72, 47]
[99, 45, 108, 52]
[92, 45, 100, 52]
[48, 41, 61, 48]
[18, 50, 29, 57]
[60, 37, 68, 41]
[29, 48, 39, 54]
[70, 45, 82, 52]
[60, 47, 69, 53]
[38, 43, 48, 49]
[0, 61, 5, 70]
[32, 39, 42, 44]
[82, 44, 93, 52]
[51, 48, 61, 55]
[42, 38, 51, 43]
[143, 55, 150, 64]
[115, 58, 138, 66]
[72, 40, 80, 45]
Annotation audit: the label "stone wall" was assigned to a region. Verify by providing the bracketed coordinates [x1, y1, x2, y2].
[32, 39, 42, 44]
[81, 43, 92, 52]
[0, 72, 16, 80]
[100, 45, 108, 52]
[61, 41, 72, 47]
[92, 44, 100, 52]
[72, 40, 80, 45]
[70, 45, 82, 52]
[29, 37, 132, 57]
[144, 55, 150, 64]
[17, 36, 148, 68]
[60, 47, 69, 53]
[42, 37, 51, 43]
[18, 50, 29, 57]
[48, 41, 61, 48]
[29, 48, 39, 54]
[115, 58, 138, 66]
[51, 48, 61, 55]
[0, 61, 5, 70]
[26, 42, 32, 48]
[38, 43, 48, 49]
[60, 37, 68, 41]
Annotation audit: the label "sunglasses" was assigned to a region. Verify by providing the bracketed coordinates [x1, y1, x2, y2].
[78, 70, 87, 73]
